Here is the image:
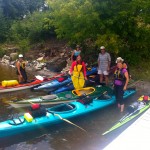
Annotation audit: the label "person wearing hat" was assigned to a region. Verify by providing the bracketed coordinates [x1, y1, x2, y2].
[97, 46, 111, 85]
[113, 61, 129, 112]
[71, 45, 81, 62]
[116, 57, 127, 69]
[16, 54, 28, 83]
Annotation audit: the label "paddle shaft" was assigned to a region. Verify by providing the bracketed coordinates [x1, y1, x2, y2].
[47, 110, 87, 133]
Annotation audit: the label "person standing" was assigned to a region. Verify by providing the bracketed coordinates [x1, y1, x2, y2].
[114, 61, 129, 112]
[70, 55, 87, 89]
[71, 45, 81, 62]
[97, 46, 111, 85]
[116, 57, 131, 79]
[16, 54, 28, 83]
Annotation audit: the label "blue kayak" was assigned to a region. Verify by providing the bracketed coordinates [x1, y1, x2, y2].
[33, 76, 71, 90]
[0, 88, 136, 138]
[50, 83, 74, 94]
[33, 67, 97, 91]
[50, 74, 100, 94]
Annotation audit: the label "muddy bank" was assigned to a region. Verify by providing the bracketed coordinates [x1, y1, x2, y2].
[129, 80, 150, 96]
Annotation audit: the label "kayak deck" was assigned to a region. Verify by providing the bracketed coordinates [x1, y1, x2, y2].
[103, 106, 150, 150]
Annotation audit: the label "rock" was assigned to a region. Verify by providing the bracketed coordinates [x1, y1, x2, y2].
[10, 53, 18, 61]
[1, 58, 10, 65]
[3, 55, 10, 60]
[36, 56, 44, 62]
[34, 62, 46, 71]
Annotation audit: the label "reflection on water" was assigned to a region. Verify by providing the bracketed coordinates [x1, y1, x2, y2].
[0, 63, 141, 150]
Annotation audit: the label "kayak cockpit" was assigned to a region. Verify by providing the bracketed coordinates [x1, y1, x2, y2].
[47, 103, 76, 113]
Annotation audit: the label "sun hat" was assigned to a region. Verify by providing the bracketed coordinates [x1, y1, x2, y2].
[116, 57, 124, 63]
[100, 46, 105, 49]
[18, 54, 23, 58]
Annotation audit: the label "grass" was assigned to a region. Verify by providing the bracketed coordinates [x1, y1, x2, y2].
[130, 62, 150, 82]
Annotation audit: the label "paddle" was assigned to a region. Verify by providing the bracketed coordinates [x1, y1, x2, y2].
[28, 100, 87, 133]
[47, 110, 87, 133]
[94, 91, 108, 100]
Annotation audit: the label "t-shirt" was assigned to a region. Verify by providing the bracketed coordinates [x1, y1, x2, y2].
[98, 52, 111, 71]
[74, 50, 81, 56]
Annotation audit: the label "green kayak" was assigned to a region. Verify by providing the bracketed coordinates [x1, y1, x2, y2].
[6, 86, 113, 108]
[102, 95, 150, 135]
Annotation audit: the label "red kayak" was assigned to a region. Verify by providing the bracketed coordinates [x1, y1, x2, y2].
[0, 73, 64, 93]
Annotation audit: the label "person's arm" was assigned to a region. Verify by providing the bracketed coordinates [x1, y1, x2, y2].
[16, 61, 22, 76]
[107, 53, 111, 71]
[70, 61, 76, 75]
[124, 71, 129, 90]
[98, 54, 100, 68]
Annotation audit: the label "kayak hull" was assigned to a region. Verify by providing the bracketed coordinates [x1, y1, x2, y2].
[0, 74, 64, 93]
[7, 86, 111, 108]
[0, 88, 136, 138]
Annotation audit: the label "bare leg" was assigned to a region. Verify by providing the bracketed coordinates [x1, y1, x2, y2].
[100, 74, 103, 83]
[118, 103, 121, 108]
[104, 75, 109, 85]
[120, 104, 124, 112]
[18, 75, 23, 83]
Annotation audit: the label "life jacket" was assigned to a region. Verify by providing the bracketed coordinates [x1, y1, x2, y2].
[114, 68, 126, 81]
[20, 61, 26, 69]
[73, 61, 83, 73]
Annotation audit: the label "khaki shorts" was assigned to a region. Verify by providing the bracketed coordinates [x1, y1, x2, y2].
[98, 70, 109, 75]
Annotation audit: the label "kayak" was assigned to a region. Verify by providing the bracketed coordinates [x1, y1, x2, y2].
[0, 74, 64, 93]
[50, 84, 74, 94]
[0, 88, 136, 138]
[33, 75, 72, 90]
[102, 95, 150, 135]
[33, 67, 97, 91]
[49, 74, 100, 94]
[6, 86, 112, 108]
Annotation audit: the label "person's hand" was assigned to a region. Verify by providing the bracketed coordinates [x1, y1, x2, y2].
[69, 71, 72, 76]
[107, 67, 110, 71]
[123, 85, 127, 91]
[84, 76, 87, 80]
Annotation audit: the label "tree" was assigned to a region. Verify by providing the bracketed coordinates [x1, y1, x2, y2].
[1, 0, 46, 19]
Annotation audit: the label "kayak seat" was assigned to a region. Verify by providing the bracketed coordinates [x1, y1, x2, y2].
[41, 95, 57, 100]
[74, 90, 81, 96]
[49, 104, 76, 112]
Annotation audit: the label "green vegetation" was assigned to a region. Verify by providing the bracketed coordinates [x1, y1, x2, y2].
[0, 0, 149, 80]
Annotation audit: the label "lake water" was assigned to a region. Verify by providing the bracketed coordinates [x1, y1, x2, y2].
[0, 63, 142, 150]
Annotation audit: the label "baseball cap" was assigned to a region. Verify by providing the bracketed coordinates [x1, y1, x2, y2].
[18, 54, 23, 58]
[100, 46, 105, 49]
